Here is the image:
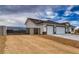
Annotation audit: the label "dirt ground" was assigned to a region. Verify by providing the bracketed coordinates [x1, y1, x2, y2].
[0, 35, 79, 54]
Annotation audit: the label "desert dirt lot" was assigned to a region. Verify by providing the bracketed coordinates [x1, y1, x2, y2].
[0, 35, 79, 54]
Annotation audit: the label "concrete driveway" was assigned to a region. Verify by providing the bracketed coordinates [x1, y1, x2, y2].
[52, 34, 79, 41]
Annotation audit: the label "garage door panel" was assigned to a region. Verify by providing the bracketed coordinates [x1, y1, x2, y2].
[56, 27, 65, 34]
[47, 26, 53, 35]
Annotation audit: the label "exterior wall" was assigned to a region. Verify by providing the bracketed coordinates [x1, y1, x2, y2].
[69, 27, 75, 34]
[30, 28, 34, 35]
[0, 26, 7, 35]
[40, 23, 47, 34]
[26, 20, 43, 34]
[65, 26, 73, 34]
[25, 19, 72, 35]
[26, 19, 41, 28]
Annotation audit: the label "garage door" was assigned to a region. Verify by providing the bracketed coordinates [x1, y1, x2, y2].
[47, 26, 53, 35]
[56, 27, 65, 34]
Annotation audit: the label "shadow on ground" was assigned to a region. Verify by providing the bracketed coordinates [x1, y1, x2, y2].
[0, 36, 7, 54]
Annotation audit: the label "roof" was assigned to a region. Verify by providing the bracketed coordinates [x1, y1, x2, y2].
[58, 22, 70, 26]
[25, 18, 72, 26]
[25, 18, 58, 24]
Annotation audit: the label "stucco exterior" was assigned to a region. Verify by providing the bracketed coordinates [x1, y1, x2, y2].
[25, 18, 73, 35]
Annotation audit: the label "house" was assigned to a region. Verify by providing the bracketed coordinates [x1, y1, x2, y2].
[73, 27, 79, 34]
[0, 26, 7, 35]
[25, 18, 73, 35]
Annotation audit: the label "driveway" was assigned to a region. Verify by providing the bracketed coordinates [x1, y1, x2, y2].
[52, 34, 79, 41]
[1, 35, 79, 54]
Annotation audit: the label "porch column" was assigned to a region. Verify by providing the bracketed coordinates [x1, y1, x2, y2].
[30, 28, 34, 35]
[53, 25, 56, 34]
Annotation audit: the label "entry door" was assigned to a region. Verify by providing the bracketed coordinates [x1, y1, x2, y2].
[56, 27, 65, 34]
[47, 26, 53, 35]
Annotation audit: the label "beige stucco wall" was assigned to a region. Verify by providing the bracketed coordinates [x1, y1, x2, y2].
[26, 20, 42, 28]
[25, 19, 71, 35]
[26, 20, 44, 34]
[30, 28, 34, 35]
[25, 20, 55, 35]
[40, 23, 47, 34]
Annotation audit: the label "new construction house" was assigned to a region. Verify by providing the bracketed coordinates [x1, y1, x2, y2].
[0, 18, 74, 35]
[25, 18, 74, 35]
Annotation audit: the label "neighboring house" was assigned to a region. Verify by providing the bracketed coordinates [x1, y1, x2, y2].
[25, 18, 74, 35]
[74, 27, 79, 34]
[0, 26, 7, 35]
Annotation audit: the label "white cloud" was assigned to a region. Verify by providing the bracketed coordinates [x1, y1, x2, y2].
[70, 21, 79, 26]
[0, 12, 40, 27]
[45, 8, 58, 19]
[64, 6, 73, 16]
[56, 17, 68, 23]
[75, 26, 79, 30]
[74, 11, 79, 15]
[64, 10, 72, 16]
[57, 19, 69, 23]
[67, 6, 74, 11]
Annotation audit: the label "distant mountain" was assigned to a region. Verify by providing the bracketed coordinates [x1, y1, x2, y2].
[7, 26, 26, 31]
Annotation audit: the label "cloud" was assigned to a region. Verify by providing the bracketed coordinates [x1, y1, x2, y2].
[71, 6, 79, 11]
[0, 5, 79, 27]
[74, 11, 79, 15]
[64, 10, 72, 16]
[0, 12, 40, 27]
[70, 21, 79, 26]
[56, 18, 69, 23]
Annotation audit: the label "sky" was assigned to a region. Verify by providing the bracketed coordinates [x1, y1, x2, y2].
[0, 5, 79, 27]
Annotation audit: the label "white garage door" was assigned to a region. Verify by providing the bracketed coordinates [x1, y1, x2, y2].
[56, 27, 65, 34]
[47, 26, 53, 35]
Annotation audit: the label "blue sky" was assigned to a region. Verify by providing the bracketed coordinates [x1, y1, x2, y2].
[0, 5, 79, 27]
